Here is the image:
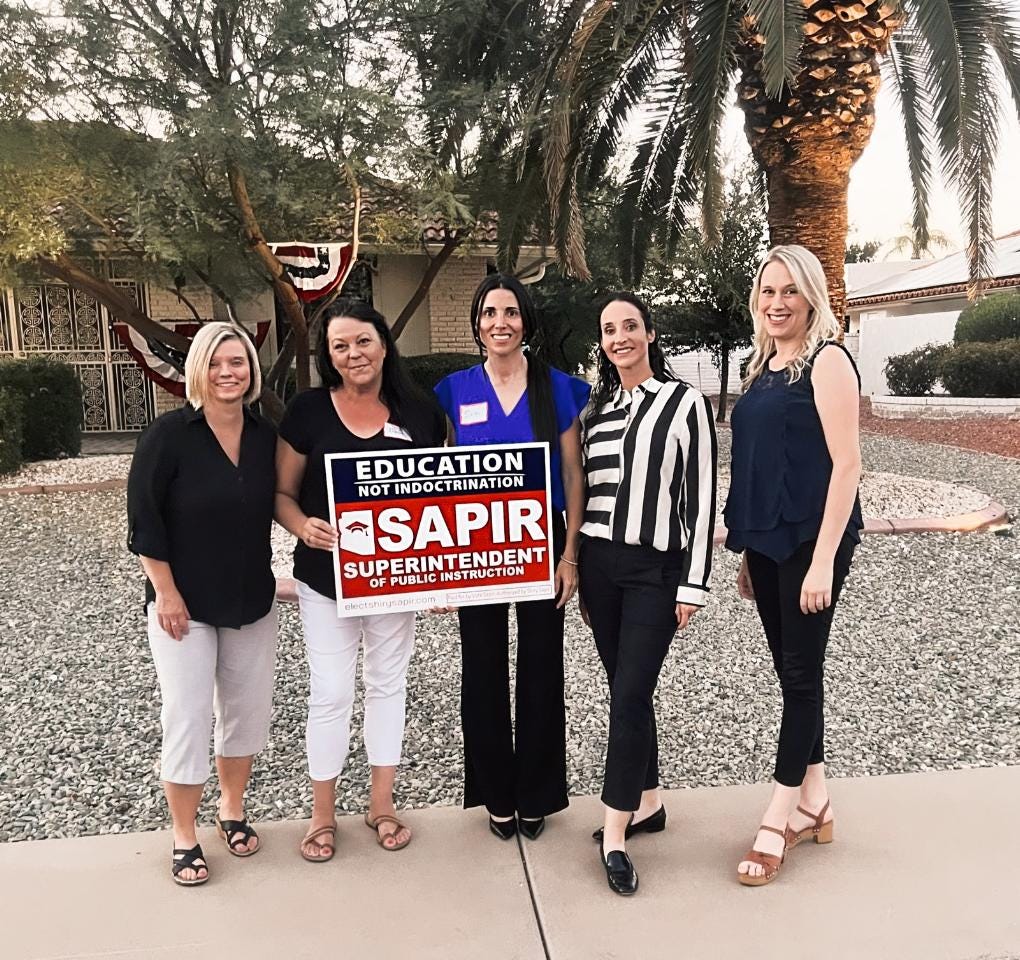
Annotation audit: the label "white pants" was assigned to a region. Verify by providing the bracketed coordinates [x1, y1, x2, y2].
[297, 582, 416, 781]
[147, 603, 278, 785]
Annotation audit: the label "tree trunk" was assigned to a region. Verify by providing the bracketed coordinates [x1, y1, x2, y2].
[226, 163, 311, 389]
[717, 347, 729, 423]
[36, 254, 192, 354]
[391, 235, 462, 341]
[765, 158, 851, 324]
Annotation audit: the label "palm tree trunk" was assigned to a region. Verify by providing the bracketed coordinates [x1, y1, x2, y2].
[765, 159, 850, 324]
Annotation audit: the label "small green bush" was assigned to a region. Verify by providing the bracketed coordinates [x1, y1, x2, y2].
[0, 388, 24, 476]
[883, 342, 951, 396]
[0, 357, 83, 460]
[403, 352, 479, 392]
[955, 293, 1020, 344]
[940, 338, 1020, 397]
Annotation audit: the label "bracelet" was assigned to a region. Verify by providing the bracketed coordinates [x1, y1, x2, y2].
[559, 556, 578, 566]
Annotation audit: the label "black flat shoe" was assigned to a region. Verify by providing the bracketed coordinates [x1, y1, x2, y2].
[518, 817, 545, 840]
[592, 806, 667, 843]
[600, 843, 638, 896]
[489, 816, 517, 840]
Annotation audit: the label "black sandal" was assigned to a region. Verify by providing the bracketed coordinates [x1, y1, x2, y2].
[171, 844, 209, 886]
[216, 816, 260, 857]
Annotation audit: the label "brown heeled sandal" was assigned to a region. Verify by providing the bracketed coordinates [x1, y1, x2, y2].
[785, 800, 834, 850]
[737, 824, 787, 887]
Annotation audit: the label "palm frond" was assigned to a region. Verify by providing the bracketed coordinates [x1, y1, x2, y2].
[683, 0, 740, 242]
[743, 0, 804, 98]
[957, 28, 999, 289]
[911, 0, 1000, 284]
[586, 3, 681, 183]
[882, 31, 934, 256]
[616, 63, 692, 284]
[982, 6, 1020, 129]
[495, 138, 545, 273]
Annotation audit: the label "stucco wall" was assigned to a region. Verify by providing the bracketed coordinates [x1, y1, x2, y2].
[858, 309, 959, 395]
[373, 254, 432, 357]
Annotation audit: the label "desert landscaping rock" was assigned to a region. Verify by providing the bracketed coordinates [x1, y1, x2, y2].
[0, 436, 1016, 841]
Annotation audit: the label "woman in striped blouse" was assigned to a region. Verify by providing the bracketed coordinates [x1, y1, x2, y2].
[579, 292, 717, 896]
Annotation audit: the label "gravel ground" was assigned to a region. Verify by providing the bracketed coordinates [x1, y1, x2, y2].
[0, 437, 1016, 841]
[1, 455, 132, 487]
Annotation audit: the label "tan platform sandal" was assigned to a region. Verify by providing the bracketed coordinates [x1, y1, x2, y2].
[737, 824, 787, 887]
[785, 800, 834, 850]
[300, 823, 337, 863]
[364, 812, 412, 851]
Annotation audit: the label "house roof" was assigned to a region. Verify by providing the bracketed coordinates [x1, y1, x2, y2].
[848, 232, 1020, 306]
[845, 260, 929, 297]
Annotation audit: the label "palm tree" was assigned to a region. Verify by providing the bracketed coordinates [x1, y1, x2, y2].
[532, 0, 1020, 314]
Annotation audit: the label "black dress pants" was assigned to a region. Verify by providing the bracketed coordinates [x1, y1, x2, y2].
[579, 536, 684, 813]
[745, 533, 856, 787]
[457, 513, 568, 818]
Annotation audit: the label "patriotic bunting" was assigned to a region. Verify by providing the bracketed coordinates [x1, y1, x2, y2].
[268, 242, 354, 302]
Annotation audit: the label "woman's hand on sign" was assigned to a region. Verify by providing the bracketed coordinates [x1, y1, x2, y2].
[301, 517, 338, 551]
[427, 606, 459, 615]
[554, 557, 578, 609]
[155, 588, 191, 642]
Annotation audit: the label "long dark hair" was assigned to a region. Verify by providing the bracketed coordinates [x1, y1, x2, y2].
[587, 291, 677, 420]
[316, 298, 432, 443]
[470, 274, 558, 447]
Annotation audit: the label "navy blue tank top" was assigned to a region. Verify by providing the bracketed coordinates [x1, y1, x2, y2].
[724, 341, 863, 562]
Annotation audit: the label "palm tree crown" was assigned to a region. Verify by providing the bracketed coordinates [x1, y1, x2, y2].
[534, 0, 1020, 314]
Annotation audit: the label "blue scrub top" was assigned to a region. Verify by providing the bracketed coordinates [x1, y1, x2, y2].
[435, 363, 591, 512]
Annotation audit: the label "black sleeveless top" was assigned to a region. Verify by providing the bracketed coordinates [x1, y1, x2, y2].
[724, 342, 863, 562]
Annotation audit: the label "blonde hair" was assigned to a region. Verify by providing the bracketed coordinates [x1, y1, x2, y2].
[184, 322, 262, 410]
[743, 245, 842, 389]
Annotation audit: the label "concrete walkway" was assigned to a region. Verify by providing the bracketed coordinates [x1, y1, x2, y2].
[4, 766, 1018, 960]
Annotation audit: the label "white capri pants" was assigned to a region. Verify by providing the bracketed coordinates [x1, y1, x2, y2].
[147, 603, 278, 785]
[297, 581, 416, 781]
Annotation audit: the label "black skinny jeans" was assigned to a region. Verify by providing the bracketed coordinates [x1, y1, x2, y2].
[745, 533, 856, 787]
[457, 512, 569, 819]
[579, 536, 685, 812]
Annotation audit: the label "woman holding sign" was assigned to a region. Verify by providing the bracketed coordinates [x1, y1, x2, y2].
[580, 293, 717, 896]
[276, 299, 445, 861]
[434, 274, 590, 842]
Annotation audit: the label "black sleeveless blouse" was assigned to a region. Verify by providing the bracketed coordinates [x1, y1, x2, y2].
[723, 342, 863, 562]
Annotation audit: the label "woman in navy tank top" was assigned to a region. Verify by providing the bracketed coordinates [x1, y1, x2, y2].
[724, 245, 863, 887]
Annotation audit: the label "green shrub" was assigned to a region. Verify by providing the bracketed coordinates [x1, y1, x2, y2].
[0, 388, 24, 476]
[0, 357, 83, 460]
[883, 342, 951, 396]
[403, 352, 479, 392]
[955, 293, 1020, 344]
[940, 338, 1020, 397]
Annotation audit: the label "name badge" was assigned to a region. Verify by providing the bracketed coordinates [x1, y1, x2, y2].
[383, 422, 412, 442]
[459, 401, 488, 426]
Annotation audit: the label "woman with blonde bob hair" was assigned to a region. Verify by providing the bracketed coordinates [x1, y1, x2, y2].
[128, 322, 278, 886]
[723, 245, 863, 887]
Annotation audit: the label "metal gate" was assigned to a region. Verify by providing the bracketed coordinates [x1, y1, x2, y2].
[0, 280, 157, 432]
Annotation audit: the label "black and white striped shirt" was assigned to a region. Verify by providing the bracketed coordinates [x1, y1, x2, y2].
[581, 376, 718, 606]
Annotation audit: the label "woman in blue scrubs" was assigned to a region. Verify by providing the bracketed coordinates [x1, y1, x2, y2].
[434, 274, 589, 841]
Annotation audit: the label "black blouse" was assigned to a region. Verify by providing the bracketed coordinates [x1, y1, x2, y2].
[127, 404, 278, 628]
[278, 387, 446, 600]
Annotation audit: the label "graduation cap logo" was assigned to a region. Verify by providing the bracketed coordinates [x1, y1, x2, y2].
[338, 510, 375, 556]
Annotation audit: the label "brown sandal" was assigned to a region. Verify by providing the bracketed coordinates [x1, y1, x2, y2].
[364, 813, 411, 851]
[785, 800, 834, 849]
[737, 824, 787, 887]
[300, 823, 337, 863]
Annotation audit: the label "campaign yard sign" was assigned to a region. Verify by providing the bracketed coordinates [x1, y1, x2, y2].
[324, 443, 555, 616]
